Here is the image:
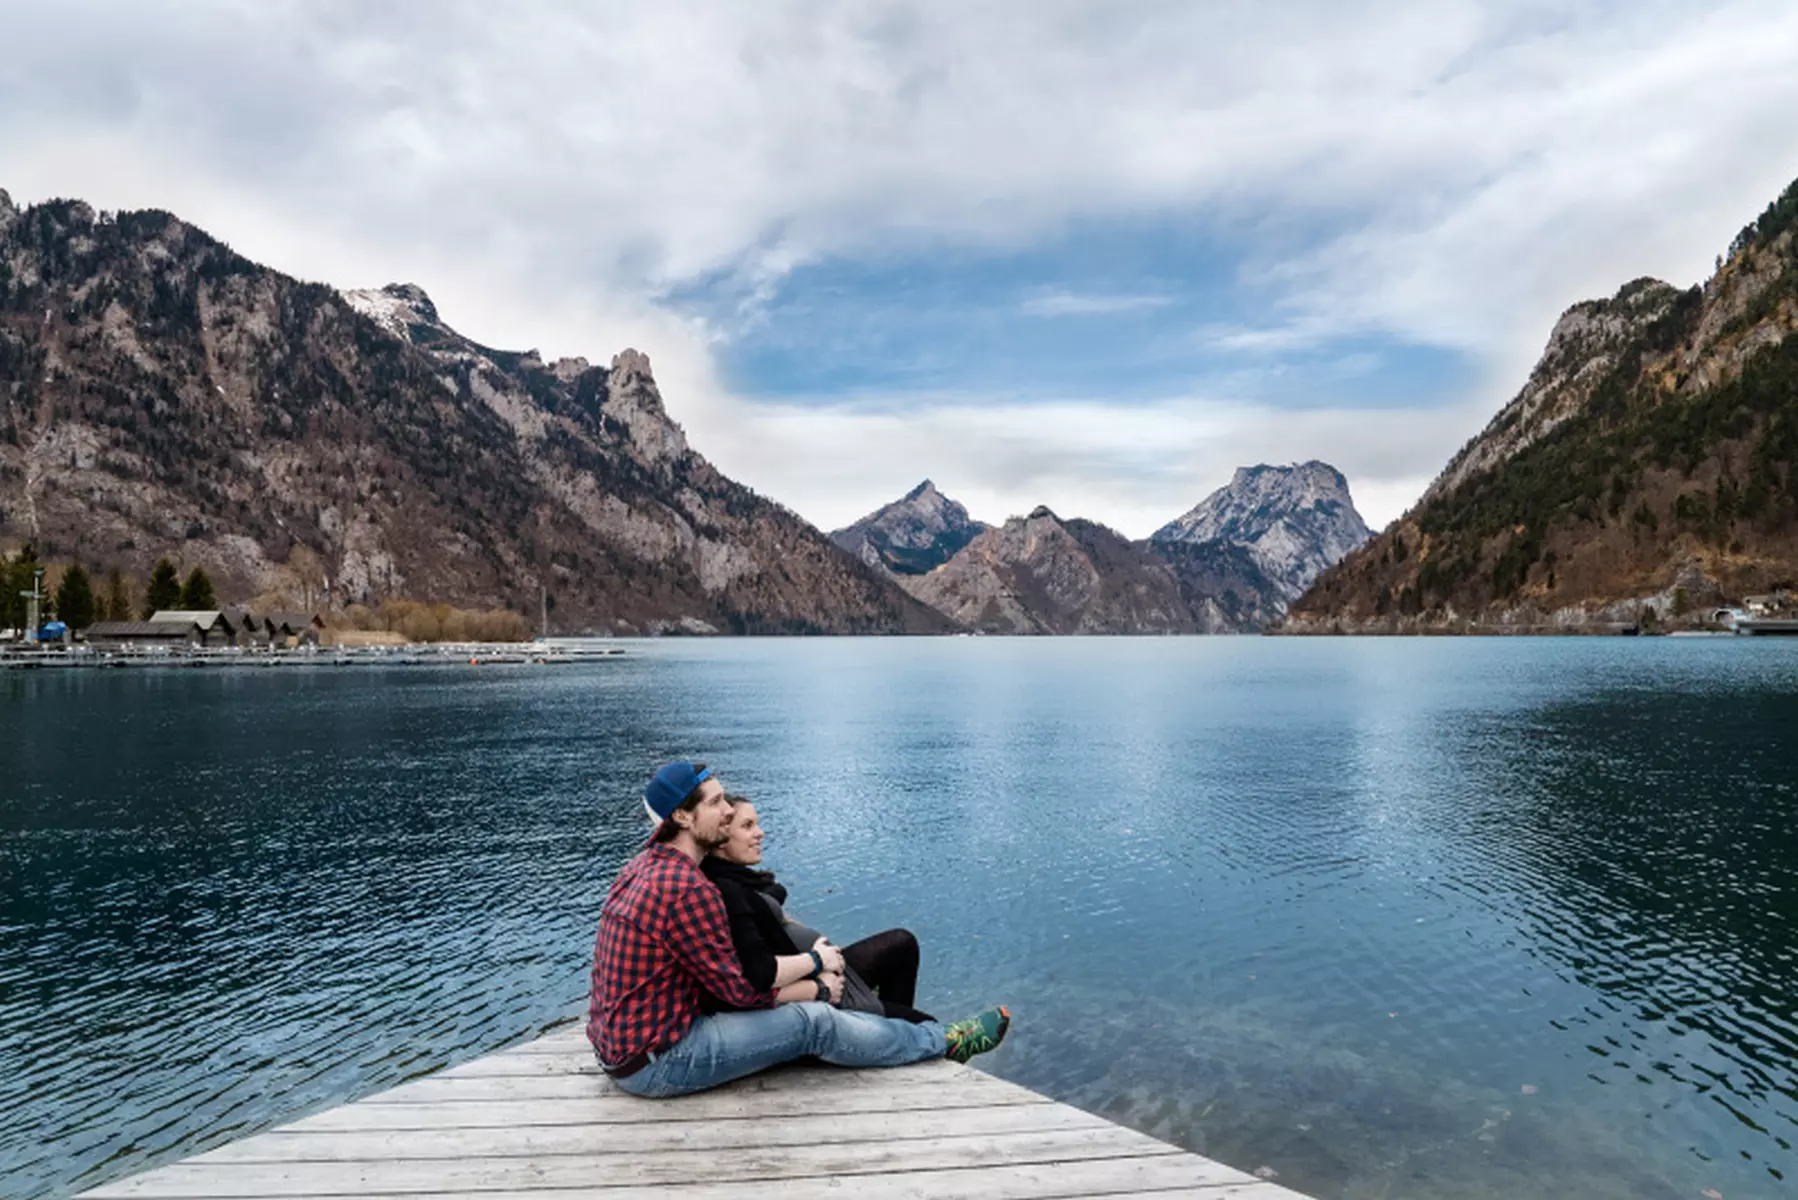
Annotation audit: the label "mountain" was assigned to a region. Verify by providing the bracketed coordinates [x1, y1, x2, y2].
[1145, 537, 1287, 631]
[1151, 461, 1370, 607]
[829, 480, 986, 575]
[0, 191, 953, 634]
[1288, 175, 1798, 632]
[899, 506, 1260, 634]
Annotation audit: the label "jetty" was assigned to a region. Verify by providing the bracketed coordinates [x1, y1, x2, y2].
[77, 1022, 1313, 1199]
[0, 644, 624, 671]
[1732, 617, 1798, 636]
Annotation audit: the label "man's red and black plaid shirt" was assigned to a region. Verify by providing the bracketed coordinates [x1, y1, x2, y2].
[587, 843, 776, 1065]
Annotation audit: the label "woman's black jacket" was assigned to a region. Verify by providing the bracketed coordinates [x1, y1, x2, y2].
[699, 858, 800, 994]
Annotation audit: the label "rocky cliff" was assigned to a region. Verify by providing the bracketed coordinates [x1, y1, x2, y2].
[829, 480, 986, 575]
[900, 506, 1264, 634]
[1151, 461, 1370, 607]
[0, 191, 952, 634]
[1288, 175, 1798, 632]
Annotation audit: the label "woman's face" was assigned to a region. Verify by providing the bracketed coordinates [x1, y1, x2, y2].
[716, 801, 765, 865]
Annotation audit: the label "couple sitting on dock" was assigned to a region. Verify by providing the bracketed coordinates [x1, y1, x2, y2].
[586, 761, 1011, 1098]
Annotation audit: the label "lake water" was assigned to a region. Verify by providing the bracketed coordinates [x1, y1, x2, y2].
[3, 638, 1797, 1198]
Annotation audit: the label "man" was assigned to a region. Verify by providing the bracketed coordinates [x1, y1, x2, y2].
[587, 761, 1010, 1098]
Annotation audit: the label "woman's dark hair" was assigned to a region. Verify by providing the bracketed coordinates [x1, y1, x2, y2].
[651, 763, 711, 843]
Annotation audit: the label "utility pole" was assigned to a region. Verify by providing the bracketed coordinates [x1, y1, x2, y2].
[20, 568, 43, 645]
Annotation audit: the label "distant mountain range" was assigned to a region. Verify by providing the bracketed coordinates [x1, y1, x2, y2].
[0, 186, 1372, 635]
[1289, 172, 1798, 632]
[831, 464, 1370, 634]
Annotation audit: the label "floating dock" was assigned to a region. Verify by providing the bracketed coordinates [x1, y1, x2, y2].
[0, 646, 624, 671]
[78, 1023, 1313, 1199]
[1733, 617, 1798, 636]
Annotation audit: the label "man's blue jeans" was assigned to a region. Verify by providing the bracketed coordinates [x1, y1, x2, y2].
[610, 1002, 948, 1098]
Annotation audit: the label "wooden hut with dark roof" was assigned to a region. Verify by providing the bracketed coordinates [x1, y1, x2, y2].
[223, 609, 270, 648]
[84, 620, 201, 649]
[266, 612, 324, 647]
[148, 610, 236, 647]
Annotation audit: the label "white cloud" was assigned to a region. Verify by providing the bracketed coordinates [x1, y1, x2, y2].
[1020, 290, 1173, 317]
[4, 0, 1797, 534]
[1195, 323, 1336, 355]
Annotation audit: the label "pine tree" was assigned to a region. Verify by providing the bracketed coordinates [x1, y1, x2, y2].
[54, 563, 96, 630]
[0, 550, 17, 634]
[178, 566, 217, 610]
[102, 568, 132, 622]
[143, 557, 181, 617]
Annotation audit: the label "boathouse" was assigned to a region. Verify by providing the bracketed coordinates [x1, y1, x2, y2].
[149, 610, 237, 647]
[83, 620, 202, 649]
[266, 612, 324, 647]
[223, 609, 271, 648]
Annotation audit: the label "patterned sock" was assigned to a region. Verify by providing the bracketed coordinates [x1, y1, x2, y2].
[944, 1005, 1011, 1063]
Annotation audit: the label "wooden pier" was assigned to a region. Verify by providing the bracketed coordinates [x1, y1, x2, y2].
[78, 1023, 1315, 1199]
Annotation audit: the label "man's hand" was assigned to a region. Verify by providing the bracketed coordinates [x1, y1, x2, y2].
[811, 937, 846, 975]
[817, 970, 846, 1005]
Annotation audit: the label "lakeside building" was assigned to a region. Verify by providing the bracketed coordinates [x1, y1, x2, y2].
[1743, 591, 1792, 616]
[223, 609, 270, 648]
[265, 613, 324, 647]
[149, 610, 236, 647]
[140, 610, 323, 648]
[84, 620, 202, 649]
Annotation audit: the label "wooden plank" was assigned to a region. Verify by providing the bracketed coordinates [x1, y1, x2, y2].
[365, 1063, 1009, 1105]
[1091, 1188, 1314, 1200]
[187, 1103, 1112, 1163]
[435, 1053, 979, 1085]
[283, 1084, 1052, 1132]
[487, 1034, 589, 1056]
[359, 1173, 1302, 1200]
[502, 1027, 585, 1041]
[445, 1050, 600, 1075]
[86, 1154, 1288, 1200]
[79, 1128, 1188, 1195]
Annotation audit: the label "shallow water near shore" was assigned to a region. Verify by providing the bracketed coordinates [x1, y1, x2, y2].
[3, 637, 1797, 1198]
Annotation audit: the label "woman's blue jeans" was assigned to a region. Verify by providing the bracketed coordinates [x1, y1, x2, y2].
[610, 1002, 947, 1098]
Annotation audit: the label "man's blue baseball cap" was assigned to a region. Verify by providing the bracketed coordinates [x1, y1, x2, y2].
[644, 762, 712, 825]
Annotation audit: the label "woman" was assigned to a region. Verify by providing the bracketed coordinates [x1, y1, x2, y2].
[702, 794, 936, 1023]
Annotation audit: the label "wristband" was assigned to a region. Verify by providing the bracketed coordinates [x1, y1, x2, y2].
[815, 977, 830, 1003]
[806, 948, 824, 978]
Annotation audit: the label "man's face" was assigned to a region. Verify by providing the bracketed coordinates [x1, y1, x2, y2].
[681, 779, 732, 851]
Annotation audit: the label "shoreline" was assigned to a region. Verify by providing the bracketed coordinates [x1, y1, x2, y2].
[0, 644, 624, 670]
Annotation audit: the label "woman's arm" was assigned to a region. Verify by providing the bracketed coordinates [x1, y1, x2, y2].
[717, 881, 838, 992]
[772, 938, 845, 987]
[775, 971, 844, 1006]
[717, 884, 783, 992]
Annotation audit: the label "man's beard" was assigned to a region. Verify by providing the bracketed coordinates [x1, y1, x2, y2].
[701, 827, 731, 852]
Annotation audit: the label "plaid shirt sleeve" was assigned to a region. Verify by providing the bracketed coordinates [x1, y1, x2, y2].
[666, 876, 777, 1011]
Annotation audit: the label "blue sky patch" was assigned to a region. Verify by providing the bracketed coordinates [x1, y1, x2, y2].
[667, 213, 1475, 412]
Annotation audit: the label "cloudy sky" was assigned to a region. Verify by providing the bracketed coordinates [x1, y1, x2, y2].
[7, 1, 1798, 534]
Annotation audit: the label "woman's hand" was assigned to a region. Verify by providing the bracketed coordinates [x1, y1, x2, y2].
[816, 970, 845, 1005]
[811, 937, 846, 975]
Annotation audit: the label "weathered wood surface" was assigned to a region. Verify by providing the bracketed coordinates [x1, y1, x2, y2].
[79, 1024, 1316, 1198]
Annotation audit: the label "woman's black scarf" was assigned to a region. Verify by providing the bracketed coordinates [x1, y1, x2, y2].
[701, 856, 788, 906]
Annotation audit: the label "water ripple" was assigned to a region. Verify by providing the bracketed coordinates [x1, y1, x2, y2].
[5, 640, 1798, 1199]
